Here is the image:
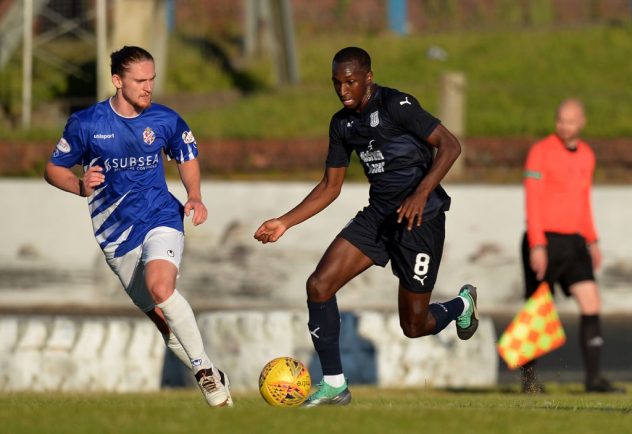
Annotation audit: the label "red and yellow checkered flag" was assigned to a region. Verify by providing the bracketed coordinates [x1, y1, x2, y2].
[497, 282, 566, 369]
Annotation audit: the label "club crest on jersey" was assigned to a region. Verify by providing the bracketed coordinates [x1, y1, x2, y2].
[143, 127, 156, 145]
[370, 110, 380, 127]
[56, 137, 71, 153]
[182, 130, 196, 144]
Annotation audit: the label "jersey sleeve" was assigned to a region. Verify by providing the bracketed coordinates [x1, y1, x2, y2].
[49, 115, 87, 168]
[325, 115, 352, 168]
[387, 92, 440, 140]
[165, 115, 198, 163]
[524, 143, 547, 248]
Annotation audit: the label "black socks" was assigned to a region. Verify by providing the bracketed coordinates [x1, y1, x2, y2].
[308, 296, 342, 375]
[580, 314, 603, 383]
[428, 297, 465, 334]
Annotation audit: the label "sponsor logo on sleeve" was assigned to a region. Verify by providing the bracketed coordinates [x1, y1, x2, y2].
[182, 130, 196, 144]
[56, 137, 71, 153]
[524, 170, 542, 180]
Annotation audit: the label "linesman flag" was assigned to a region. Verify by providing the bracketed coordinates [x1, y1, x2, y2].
[497, 283, 566, 369]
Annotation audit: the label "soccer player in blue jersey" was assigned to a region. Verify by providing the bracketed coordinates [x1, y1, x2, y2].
[254, 47, 478, 407]
[44, 46, 232, 407]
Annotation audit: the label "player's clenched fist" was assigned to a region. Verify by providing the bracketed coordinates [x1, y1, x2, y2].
[82, 165, 105, 196]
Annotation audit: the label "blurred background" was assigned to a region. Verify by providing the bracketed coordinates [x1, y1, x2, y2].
[0, 0, 631, 393]
[1, 0, 632, 180]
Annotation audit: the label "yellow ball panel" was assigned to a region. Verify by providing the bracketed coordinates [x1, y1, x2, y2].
[259, 357, 311, 407]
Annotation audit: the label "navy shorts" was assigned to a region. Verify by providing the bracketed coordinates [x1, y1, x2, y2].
[521, 232, 595, 298]
[338, 205, 445, 293]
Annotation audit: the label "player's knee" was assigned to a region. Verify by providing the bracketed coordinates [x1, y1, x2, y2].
[306, 273, 335, 302]
[148, 283, 174, 304]
[400, 319, 432, 338]
[580, 305, 600, 315]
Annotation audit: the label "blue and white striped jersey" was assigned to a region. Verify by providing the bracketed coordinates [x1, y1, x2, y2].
[50, 99, 198, 259]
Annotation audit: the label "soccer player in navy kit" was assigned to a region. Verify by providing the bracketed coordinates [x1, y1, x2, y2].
[45, 46, 232, 407]
[254, 47, 478, 406]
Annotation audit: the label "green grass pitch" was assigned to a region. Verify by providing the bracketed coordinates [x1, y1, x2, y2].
[1, 385, 630, 434]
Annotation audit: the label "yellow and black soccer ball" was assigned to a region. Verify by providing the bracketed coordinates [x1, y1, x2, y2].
[259, 356, 311, 407]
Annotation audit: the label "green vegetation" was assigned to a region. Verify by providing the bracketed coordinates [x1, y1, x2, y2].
[1, 24, 631, 141]
[194, 24, 632, 140]
[1, 386, 630, 434]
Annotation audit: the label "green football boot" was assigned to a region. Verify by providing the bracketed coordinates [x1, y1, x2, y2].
[302, 380, 352, 408]
[456, 284, 478, 340]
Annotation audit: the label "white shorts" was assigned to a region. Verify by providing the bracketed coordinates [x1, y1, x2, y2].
[106, 227, 184, 312]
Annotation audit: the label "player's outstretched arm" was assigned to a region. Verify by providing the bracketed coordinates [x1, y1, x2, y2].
[44, 161, 104, 197]
[254, 166, 346, 244]
[177, 159, 207, 226]
[397, 123, 461, 230]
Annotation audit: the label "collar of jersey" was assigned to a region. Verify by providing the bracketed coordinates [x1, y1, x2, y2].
[108, 97, 147, 119]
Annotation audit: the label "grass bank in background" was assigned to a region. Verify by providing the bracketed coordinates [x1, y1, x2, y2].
[190, 24, 632, 140]
[1, 24, 630, 143]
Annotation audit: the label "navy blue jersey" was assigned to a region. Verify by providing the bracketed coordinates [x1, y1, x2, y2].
[49, 99, 198, 259]
[326, 84, 450, 217]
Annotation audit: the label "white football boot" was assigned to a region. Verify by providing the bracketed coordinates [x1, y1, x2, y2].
[195, 367, 233, 407]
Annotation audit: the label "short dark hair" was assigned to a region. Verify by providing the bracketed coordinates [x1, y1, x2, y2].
[333, 47, 371, 72]
[110, 46, 154, 76]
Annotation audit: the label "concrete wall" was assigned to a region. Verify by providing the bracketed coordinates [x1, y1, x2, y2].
[0, 312, 497, 392]
[0, 315, 164, 392]
[2, 180, 631, 313]
[1, 180, 631, 392]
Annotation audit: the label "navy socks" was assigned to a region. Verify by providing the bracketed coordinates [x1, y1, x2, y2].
[428, 297, 465, 335]
[307, 296, 342, 375]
